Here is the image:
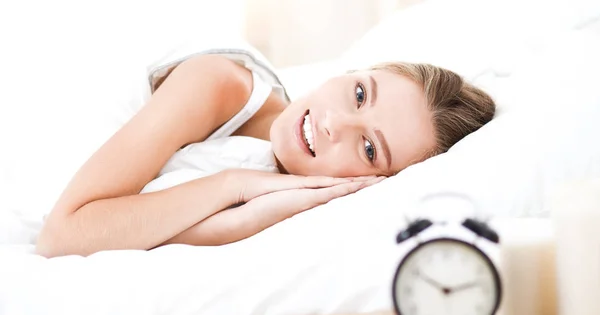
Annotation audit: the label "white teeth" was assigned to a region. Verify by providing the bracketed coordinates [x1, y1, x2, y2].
[303, 113, 315, 153]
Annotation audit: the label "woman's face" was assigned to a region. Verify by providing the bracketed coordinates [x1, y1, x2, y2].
[270, 69, 436, 177]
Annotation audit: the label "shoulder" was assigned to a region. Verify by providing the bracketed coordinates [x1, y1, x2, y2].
[157, 54, 252, 103]
[147, 54, 255, 143]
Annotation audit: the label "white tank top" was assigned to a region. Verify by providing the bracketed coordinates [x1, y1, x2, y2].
[206, 71, 273, 140]
[140, 70, 280, 194]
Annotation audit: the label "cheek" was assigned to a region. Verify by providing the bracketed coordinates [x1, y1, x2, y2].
[323, 163, 373, 177]
[315, 149, 373, 177]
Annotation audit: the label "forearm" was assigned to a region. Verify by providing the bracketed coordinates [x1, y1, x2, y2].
[159, 173, 373, 247]
[36, 171, 234, 257]
[162, 199, 291, 246]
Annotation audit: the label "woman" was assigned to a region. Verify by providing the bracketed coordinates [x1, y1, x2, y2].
[36, 53, 495, 258]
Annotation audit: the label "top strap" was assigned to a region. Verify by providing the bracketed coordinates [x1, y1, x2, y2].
[205, 71, 273, 141]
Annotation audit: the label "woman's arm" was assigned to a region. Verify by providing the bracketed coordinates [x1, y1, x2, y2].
[160, 176, 384, 246]
[36, 55, 254, 258]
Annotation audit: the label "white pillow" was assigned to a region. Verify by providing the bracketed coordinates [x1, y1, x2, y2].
[390, 32, 600, 219]
[283, 29, 600, 230]
[328, 0, 600, 218]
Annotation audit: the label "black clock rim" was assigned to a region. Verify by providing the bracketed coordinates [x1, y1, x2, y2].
[391, 237, 503, 315]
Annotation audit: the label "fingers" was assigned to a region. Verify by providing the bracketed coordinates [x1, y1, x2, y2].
[306, 176, 386, 208]
[295, 174, 383, 188]
[299, 182, 363, 211]
[346, 175, 380, 182]
[294, 175, 353, 189]
[237, 173, 351, 203]
[323, 181, 366, 198]
[242, 176, 388, 219]
[362, 176, 386, 187]
[238, 170, 386, 204]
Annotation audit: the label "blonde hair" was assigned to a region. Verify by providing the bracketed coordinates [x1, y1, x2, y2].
[369, 62, 495, 158]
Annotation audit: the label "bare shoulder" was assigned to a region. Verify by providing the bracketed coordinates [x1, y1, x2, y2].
[150, 54, 253, 143]
[167, 54, 253, 95]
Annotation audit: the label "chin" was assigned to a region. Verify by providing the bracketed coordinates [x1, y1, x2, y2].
[272, 151, 297, 175]
[272, 151, 308, 176]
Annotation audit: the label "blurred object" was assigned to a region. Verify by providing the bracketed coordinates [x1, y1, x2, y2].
[495, 219, 557, 315]
[551, 178, 600, 315]
[244, 0, 422, 67]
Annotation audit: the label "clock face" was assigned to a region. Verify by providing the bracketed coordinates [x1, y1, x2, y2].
[393, 239, 500, 315]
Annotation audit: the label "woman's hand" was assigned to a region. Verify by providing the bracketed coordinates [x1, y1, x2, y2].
[238, 174, 385, 224]
[223, 169, 370, 205]
[162, 174, 385, 246]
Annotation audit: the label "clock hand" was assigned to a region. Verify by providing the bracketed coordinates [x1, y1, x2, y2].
[415, 269, 448, 292]
[448, 281, 480, 294]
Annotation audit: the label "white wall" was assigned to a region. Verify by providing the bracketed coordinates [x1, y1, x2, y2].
[0, 0, 247, 213]
[244, 0, 421, 67]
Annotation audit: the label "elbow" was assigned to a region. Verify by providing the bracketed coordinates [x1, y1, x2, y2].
[35, 225, 64, 258]
[35, 232, 62, 258]
[35, 215, 78, 258]
[35, 242, 61, 259]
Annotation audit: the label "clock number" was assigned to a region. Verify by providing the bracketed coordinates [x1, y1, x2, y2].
[402, 286, 413, 297]
[477, 264, 486, 275]
[460, 251, 469, 263]
[475, 304, 485, 314]
[441, 248, 451, 260]
[407, 303, 418, 315]
[480, 283, 490, 295]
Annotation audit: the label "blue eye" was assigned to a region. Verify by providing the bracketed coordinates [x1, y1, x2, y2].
[356, 83, 366, 107]
[364, 139, 375, 162]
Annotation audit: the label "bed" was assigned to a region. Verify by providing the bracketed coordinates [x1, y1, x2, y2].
[2, 0, 600, 314]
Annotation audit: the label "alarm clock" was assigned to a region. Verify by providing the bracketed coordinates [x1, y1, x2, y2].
[391, 217, 503, 315]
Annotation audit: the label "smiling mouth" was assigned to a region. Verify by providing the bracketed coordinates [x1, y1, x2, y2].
[302, 110, 315, 156]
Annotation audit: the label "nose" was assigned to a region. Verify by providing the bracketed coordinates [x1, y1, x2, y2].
[321, 109, 362, 142]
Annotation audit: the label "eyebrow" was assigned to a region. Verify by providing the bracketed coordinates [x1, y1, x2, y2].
[375, 129, 392, 170]
[369, 75, 378, 105]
